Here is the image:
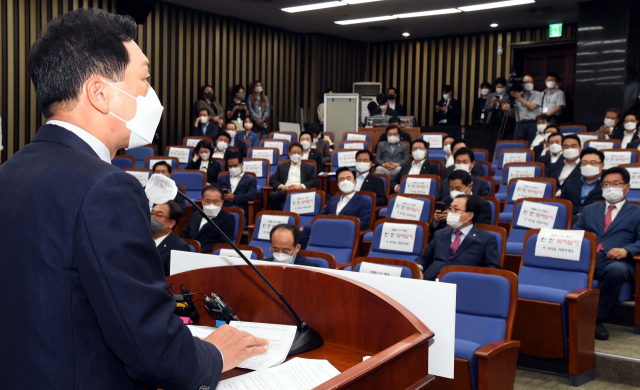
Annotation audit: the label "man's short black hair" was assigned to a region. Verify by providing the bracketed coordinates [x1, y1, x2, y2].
[217, 131, 231, 142]
[270, 224, 300, 247]
[453, 147, 475, 163]
[456, 195, 481, 223]
[443, 85, 453, 93]
[480, 82, 492, 89]
[412, 139, 429, 149]
[546, 72, 562, 83]
[355, 150, 374, 161]
[451, 138, 467, 151]
[388, 116, 400, 124]
[232, 84, 245, 94]
[226, 151, 243, 164]
[367, 101, 378, 115]
[386, 125, 401, 134]
[563, 134, 582, 147]
[336, 166, 356, 180]
[387, 86, 397, 94]
[601, 167, 630, 184]
[29, 8, 137, 118]
[289, 142, 304, 153]
[166, 200, 184, 225]
[299, 131, 314, 142]
[548, 132, 563, 143]
[225, 122, 237, 130]
[448, 170, 471, 185]
[153, 161, 172, 174]
[580, 147, 604, 163]
[495, 77, 507, 86]
[304, 123, 322, 135]
[376, 93, 388, 105]
[606, 107, 621, 118]
[536, 114, 549, 122]
[545, 126, 559, 133]
[202, 185, 223, 198]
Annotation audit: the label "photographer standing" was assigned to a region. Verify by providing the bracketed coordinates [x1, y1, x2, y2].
[502, 75, 542, 141]
[481, 77, 509, 138]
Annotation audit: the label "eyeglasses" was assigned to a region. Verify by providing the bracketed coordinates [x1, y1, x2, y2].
[154, 170, 169, 175]
[580, 161, 602, 167]
[150, 212, 170, 221]
[601, 182, 627, 189]
[271, 249, 295, 255]
[448, 207, 467, 213]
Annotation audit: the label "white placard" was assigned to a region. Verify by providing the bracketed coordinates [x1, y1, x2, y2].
[185, 139, 201, 147]
[289, 192, 316, 214]
[359, 262, 403, 278]
[421, 134, 443, 148]
[168, 147, 191, 164]
[404, 177, 432, 195]
[343, 142, 365, 150]
[587, 141, 614, 151]
[263, 141, 284, 155]
[271, 133, 293, 142]
[516, 200, 559, 229]
[604, 151, 632, 169]
[512, 180, 547, 201]
[148, 158, 173, 169]
[346, 133, 367, 141]
[577, 134, 599, 144]
[535, 228, 585, 261]
[337, 150, 357, 167]
[252, 149, 274, 164]
[257, 215, 291, 240]
[379, 222, 418, 253]
[126, 170, 150, 187]
[507, 167, 536, 183]
[390, 196, 425, 221]
[243, 160, 264, 177]
[218, 248, 255, 259]
[502, 152, 528, 168]
[627, 167, 640, 189]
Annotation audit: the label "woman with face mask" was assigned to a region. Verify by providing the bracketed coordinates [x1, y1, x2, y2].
[247, 80, 271, 136]
[194, 84, 224, 127]
[237, 117, 260, 148]
[186, 140, 221, 185]
[226, 84, 250, 123]
[472, 82, 492, 124]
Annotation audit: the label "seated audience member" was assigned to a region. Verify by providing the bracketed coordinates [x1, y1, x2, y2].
[180, 185, 235, 254]
[299, 167, 372, 248]
[186, 140, 221, 185]
[354, 150, 388, 206]
[559, 148, 605, 224]
[416, 195, 501, 280]
[370, 93, 398, 116]
[391, 140, 440, 193]
[443, 136, 455, 167]
[435, 85, 461, 125]
[537, 131, 563, 170]
[432, 170, 492, 233]
[152, 161, 186, 212]
[387, 87, 405, 116]
[263, 224, 318, 267]
[527, 114, 550, 150]
[192, 108, 220, 138]
[574, 167, 640, 340]
[594, 108, 623, 139]
[472, 82, 492, 124]
[375, 125, 410, 177]
[237, 117, 260, 148]
[619, 113, 639, 148]
[437, 148, 491, 200]
[306, 123, 331, 162]
[217, 152, 257, 218]
[268, 142, 320, 210]
[151, 201, 190, 276]
[443, 139, 484, 177]
[367, 101, 378, 116]
[221, 123, 248, 158]
[547, 134, 582, 192]
[299, 131, 323, 173]
[376, 116, 412, 147]
[533, 126, 559, 160]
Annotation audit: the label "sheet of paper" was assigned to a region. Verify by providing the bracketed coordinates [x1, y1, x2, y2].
[187, 325, 217, 339]
[516, 200, 558, 229]
[242, 161, 264, 177]
[421, 134, 443, 148]
[289, 192, 315, 214]
[390, 196, 424, 221]
[577, 134, 599, 144]
[186, 139, 201, 147]
[337, 150, 358, 167]
[168, 147, 191, 163]
[404, 177, 431, 195]
[272, 133, 293, 142]
[251, 150, 274, 164]
[501, 153, 528, 168]
[359, 262, 403, 277]
[627, 167, 640, 189]
[263, 141, 284, 155]
[343, 142, 365, 150]
[126, 170, 150, 187]
[218, 248, 255, 259]
[216, 358, 340, 390]
[507, 167, 535, 183]
[346, 133, 367, 141]
[379, 222, 418, 253]
[228, 321, 297, 371]
[587, 141, 614, 151]
[535, 228, 585, 261]
[604, 151, 632, 169]
[512, 180, 546, 201]
[258, 215, 291, 240]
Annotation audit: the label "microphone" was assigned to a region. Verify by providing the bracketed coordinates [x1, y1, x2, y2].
[146, 174, 323, 355]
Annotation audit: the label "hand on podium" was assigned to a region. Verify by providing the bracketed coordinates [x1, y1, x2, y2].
[205, 325, 270, 372]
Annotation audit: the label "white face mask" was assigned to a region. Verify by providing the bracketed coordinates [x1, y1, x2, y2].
[202, 204, 221, 218]
[450, 187, 468, 200]
[480, 88, 490, 96]
[604, 118, 616, 128]
[443, 94, 451, 100]
[100, 79, 164, 149]
[546, 81, 556, 89]
[412, 149, 426, 161]
[624, 122, 637, 131]
[200, 115, 209, 124]
[446, 212, 467, 230]
[227, 130, 236, 139]
[244, 122, 253, 130]
[272, 251, 295, 264]
[563, 148, 580, 160]
[387, 135, 399, 144]
[229, 166, 242, 176]
[524, 83, 534, 91]
[443, 144, 452, 154]
[255, 86, 263, 93]
[454, 164, 470, 172]
[602, 186, 626, 203]
[537, 124, 547, 133]
[355, 162, 371, 173]
[290, 154, 302, 163]
[301, 141, 311, 150]
[338, 180, 355, 194]
[217, 141, 228, 151]
[379, 104, 388, 111]
[549, 144, 562, 154]
[580, 165, 601, 178]
[200, 151, 211, 161]
[496, 87, 506, 94]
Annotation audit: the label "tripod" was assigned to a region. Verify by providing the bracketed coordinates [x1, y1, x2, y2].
[496, 98, 523, 142]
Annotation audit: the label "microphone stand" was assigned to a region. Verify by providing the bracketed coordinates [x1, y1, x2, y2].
[176, 192, 323, 355]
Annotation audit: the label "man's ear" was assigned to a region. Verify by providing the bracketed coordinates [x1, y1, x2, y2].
[169, 220, 177, 231]
[295, 244, 301, 253]
[86, 77, 111, 115]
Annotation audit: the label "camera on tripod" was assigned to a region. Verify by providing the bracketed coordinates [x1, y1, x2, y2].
[504, 72, 524, 103]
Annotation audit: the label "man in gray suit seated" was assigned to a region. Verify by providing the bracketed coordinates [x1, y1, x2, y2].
[374, 124, 410, 177]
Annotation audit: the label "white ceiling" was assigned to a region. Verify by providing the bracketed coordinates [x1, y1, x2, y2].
[165, 0, 582, 42]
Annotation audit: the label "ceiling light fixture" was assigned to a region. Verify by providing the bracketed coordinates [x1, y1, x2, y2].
[335, 15, 397, 25]
[395, 8, 461, 18]
[458, 0, 535, 12]
[490, 23, 498, 27]
[402, 32, 410, 36]
[282, 1, 345, 13]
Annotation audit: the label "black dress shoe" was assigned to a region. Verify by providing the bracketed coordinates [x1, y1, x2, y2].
[596, 320, 609, 340]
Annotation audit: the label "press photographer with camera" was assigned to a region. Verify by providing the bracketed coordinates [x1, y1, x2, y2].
[502, 74, 543, 141]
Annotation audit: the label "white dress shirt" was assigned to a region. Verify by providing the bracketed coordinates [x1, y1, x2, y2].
[451, 224, 474, 244]
[213, 149, 225, 158]
[230, 171, 244, 193]
[303, 150, 311, 160]
[336, 192, 355, 215]
[445, 155, 454, 168]
[605, 199, 625, 222]
[550, 153, 561, 164]
[285, 162, 302, 187]
[389, 100, 396, 110]
[154, 234, 170, 247]
[622, 131, 636, 149]
[199, 218, 209, 230]
[355, 172, 369, 191]
[48, 120, 111, 163]
[409, 159, 426, 175]
[558, 158, 579, 186]
[530, 133, 546, 150]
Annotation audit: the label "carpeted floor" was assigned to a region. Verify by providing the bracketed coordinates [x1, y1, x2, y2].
[596, 324, 640, 359]
[514, 369, 639, 389]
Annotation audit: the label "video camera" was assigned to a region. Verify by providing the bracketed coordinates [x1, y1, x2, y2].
[504, 72, 524, 103]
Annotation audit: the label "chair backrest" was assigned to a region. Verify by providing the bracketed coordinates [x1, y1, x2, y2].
[283, 190, 326, 226]
[584, 139, 621, 150]
[126, 145, 156, 168]
[123, 168, 152, 187]
[165, 146, 195, 169]
[476, 224, 507, 266]
[352, 256, 423, 279]
[222, 207, 245, 245]
[183, 136, 214, 147]
[496, 149, 534, 170]
[475, 161, 491, 176]
[472, 149, 489, 162]
[501, 162, 545, 185]
[519, 229, 596, 293]
[249, 211, 300, 259]
[183, 238, 201, 253]
[306, 215, 360, 264]
[323, 131, 335, 142]
[493, 141, 529, 165]
[270, 131, 297, 143]
[506, 177, 556, 205]
[479, 176, 497, 197]
[338, 140, 370, 150]
[559, 125, 587, 134]
[603, 149, 640, 169]
[241, 158, 270, 182]
[576, 132, 603, 145]
[248, 147, 279, 174]
[480, 196, 500, 225]
[212, 243, 263, 259]
[386, 194, 435, 224]
[357, 191, 376, 230]
[511, 198, 572, 230]
[368, 220, 429, 261]
[620, 163, 640, 201]
[428, 159, 445, 177]
[112, 155, 135, 170]
[144, 156, 179, 171]
[298, 250, 336, 269]
[420, 133, 448, 162]
[399, 175, 440, 197]
[260, 139, 290, 159]
[373, 173, 391, 197]
[440, 266, 518, 346]
[343, 132, 371, 143]
[171, 170, 207, 201]
[331, 150, 358, 172]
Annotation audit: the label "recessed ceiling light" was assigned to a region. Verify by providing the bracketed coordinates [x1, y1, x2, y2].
[282, 1, 345, 13]
[458, 0, 535, 12]
[402, 32, 410, 37]
[342, 0, 382, 4]
[395, 8, 461, 18]
[490, 23, 498, 27]
[335, 15, 397, 25]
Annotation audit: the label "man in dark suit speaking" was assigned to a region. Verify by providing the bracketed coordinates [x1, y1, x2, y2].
[0, 9, 267, 390]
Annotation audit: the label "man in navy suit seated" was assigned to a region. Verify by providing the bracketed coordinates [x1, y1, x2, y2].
[300, 167, 372, 248]
[152, 161, 186, 212]
[537, 130, 563, 169]
[559, 148, 605, 225]
[263, 224, 318, 267]
[574, 167, 640, 340]
[151, 201, 190, 276]
[546, 134, 582, 194]
[192, 107, 220, 138]
[436, 148, 491, 201]
[442, 139, 485, 178]
[416, 195, 501, 280]
[218, 152, 257, 219]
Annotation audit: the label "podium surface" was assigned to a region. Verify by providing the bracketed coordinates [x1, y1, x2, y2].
[167, 264, 435, 389]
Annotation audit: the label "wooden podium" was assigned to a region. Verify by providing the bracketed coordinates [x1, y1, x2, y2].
[167, 264, 435, 389]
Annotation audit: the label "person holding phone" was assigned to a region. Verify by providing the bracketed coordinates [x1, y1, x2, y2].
[226, 84, 250, 123]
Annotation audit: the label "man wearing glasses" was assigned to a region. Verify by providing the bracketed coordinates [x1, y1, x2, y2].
[150, 201, 190, 276]
[574, 167, 640, 340]
[559, 148, 606, 226]
[264, 224, 319, 267]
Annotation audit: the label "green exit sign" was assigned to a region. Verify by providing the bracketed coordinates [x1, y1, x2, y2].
[549, 23, 563, 38]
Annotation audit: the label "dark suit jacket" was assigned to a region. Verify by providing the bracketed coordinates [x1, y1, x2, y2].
[315, 138, 332, 164]
[359, 173, 388, 206]
[305, 149, 323, 174]
[629, 140, 640, 149]
[430, 196, 493, 234]
[574, 201, 640, 275]
[558, 177, 604, 215]
[186, 157, 222, 185]
[263, 253, 319, 267]
[229, 137, 248, 157]
[416, 225, 501, 280]
[320, 192, 372, 230]
[472, 97, 488, 123]
[533, 144, 546, 160]
[173, 189, 187, 212]
[157, 232, 191, 276]
[217, 173, 258, 216]
[391, 160, 440, 191]
[546, 156, 581, 189]
[611, 128, 639, 146]
[443, 163, 485, 179]
[375, 141, 410, 167]
[180, 210, 235, 254]
[436, 175, 491, 201]
[390, 101, 405, 116]
[0, 124, 222, 389]
[370, 107, 399, 116]
[435, 98, 461, 125]
[191, 121, 220, 138]
[269, 162, 320, 190]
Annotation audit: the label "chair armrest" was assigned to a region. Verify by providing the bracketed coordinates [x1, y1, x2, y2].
[374, 206, 385, 217]
[566, 288, 600, 376]
[475, 340, 520, 360]
[566, 288, 600, 302]
[262, 186, 274, 210]
[634, 254, 640, 262]
[247, 200, 256, 227]
[323, 162, 331, 173]
[475, 340, 520, 390]
[335, 262, 351, 270]
[247, 224, 255, 240]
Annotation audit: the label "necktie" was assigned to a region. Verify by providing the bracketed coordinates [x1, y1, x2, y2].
[596, 205, 616, 252]
[450, 230, 463, 258]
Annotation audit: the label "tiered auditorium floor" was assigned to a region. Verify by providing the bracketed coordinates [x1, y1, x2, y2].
[514, 369, 638, 389]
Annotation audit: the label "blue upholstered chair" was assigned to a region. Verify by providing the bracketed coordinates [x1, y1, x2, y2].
[366, 220, 429, 262]
[421, 133, 447, 162]
[165, 146, 194, 169]
[583, 140, 620, 150]
[558, 125, 587, 134]
[111, 156, 135, 170]
[298, 250, 336, 269]
[249, 211, 299, 259]
[480, 196, 500, 226]
[260, 139, 290, 163]
[283, 190, 325, 227]
[495, 162, 545, 202]
[338, 140, 370, 150]
[144, 156, 179, 171]
[398, 174, 440, 197]
[351, 256, 423, 279]
[171, 170, 207, 202]
[342, 132, 371, 143]
[126, 144, 155, 168]
[498, 178, 555, 224]
[248, 148, 279, 178]
[221, 207, 244, 245]
[491, 141, 528, 171]
[493, 149, 534, 182]
[475, 224, 507, 268]
[305, 215, 360, 266]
